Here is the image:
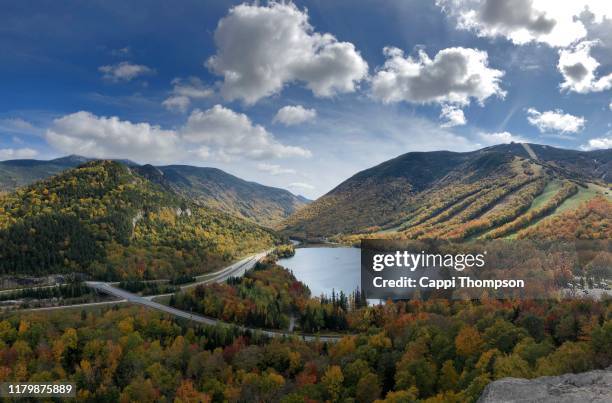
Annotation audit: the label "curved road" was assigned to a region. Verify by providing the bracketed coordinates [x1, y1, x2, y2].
[85, 252, 343, 343]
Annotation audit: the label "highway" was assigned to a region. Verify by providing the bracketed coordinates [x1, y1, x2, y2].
[182, 251, 270, 288]
[143, 251, 271, 300]
[85, 252, 343, 343]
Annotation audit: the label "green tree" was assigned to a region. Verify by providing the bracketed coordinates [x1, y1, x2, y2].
[356, 372, 381, 403]
[438, 360, 458, 392]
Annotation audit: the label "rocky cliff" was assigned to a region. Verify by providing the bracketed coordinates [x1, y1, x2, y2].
[478, 368, 612, 402]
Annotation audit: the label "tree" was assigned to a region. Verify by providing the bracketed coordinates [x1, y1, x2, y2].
[438, 361, 458, 392]
[375, 388, 418, 403]
[119, 377, 159, 403]
[518, 315, 545, 342]
[322, 365, 344, 402]
[483, 320, 526, 354]
[513, 338, 553, 367]
[174, 380, 210, 403]
[463, 373, 490, 403]
[356, 372, 381, 403]
[455, 326, 483, 358]
[536, 342, 594, 376]
[554, 315, 579, 343]
[395, 359, 437, 398]
[591, 321, 612, 367]
[344, 359, 370, 391]
[493, 354, 531, 379]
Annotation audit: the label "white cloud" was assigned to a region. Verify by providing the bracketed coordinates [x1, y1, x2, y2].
[98, 62, 154, 82]
[439, 105, 467, 127]
[207, 2, 368, 104]
[288, 182, 315, 191]
[477, 131, 524, 145]
[0, 118, 40, 135]
[182, 105, 311, 160]
[437, 0, 612, 48]
[371, 46, 505, 106]
[162, 96, 191, 113]
[45, 107, 311, 164]
[526, 108, 586, 133]
[437, 1, 612, 94]
[256, 163, 296, 175]
[162, 77, 213, 112]
[273, 105, 317, 126]
[0, 148, 38, 160]
[46, 111, 180, 163]
[558, 41, 612, 93]
[580, 136, 612, 150]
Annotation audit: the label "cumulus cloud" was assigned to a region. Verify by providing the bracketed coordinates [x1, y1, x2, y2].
[207, 2, 368, 104]
[438, 1, 612, 94]
[46, 112, 181, 163]
[182, 105, 311, 160]
[439, 105, 467, 127]
[163, 77, 213, 112]
[287, 182, 315, 191]
[371, 46, 505, 107]
[580, 136, 612, 150]
[45, 106, 310, 164]
[0, 148, 38, 160]
[558, 41, 612, 93]
[99, 62, 154, 82]
[477, 131, 524, 145]
[273, 105, 317, 126]
[526, 108, 586, 133]
[437, 0, 611, 48]
[256, 163, 296, 175]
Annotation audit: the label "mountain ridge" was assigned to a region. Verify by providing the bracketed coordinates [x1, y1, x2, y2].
[0, 160, 279, 279]
[281, 143, 611, 240]
[0, 156, 309, 226]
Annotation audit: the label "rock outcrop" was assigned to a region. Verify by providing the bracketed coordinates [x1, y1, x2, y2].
[478, 368, 612, 402]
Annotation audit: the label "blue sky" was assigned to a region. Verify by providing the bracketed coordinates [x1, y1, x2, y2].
[1, 0, 611, 198]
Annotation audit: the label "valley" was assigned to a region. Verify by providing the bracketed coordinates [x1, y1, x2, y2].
[0, 143, 610, 403]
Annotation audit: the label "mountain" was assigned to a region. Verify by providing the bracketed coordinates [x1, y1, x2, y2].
[0, 155, 139, 192]
[0, 160, 279, 280]
[281, 143, 611, 240]
[0, 156, 309, 226]
[480, 143, 611, 181]
[0, 155, 84, 192]
[137, 164, 309, 227]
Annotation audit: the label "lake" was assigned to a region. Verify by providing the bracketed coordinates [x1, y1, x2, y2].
[278, 246, 361, 297]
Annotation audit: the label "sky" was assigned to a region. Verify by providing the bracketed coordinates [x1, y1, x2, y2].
[1, 0, 611, 199]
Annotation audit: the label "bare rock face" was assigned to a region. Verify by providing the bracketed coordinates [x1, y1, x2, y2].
[478, 368, 612, 403]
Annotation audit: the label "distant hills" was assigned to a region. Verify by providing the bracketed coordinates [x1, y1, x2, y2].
[0, 160, 279, 279]
[0, 155, 309, 226]
[281, 143, 611, 240]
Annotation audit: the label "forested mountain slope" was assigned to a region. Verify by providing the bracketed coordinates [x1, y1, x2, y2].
[140, 164, 309, 227]
[0, 156, 308, 226]
[282, 144, 611, 240]
[0, 161, 279, 280]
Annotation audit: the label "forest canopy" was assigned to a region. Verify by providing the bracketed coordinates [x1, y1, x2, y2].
[0, 161, 279, 280]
